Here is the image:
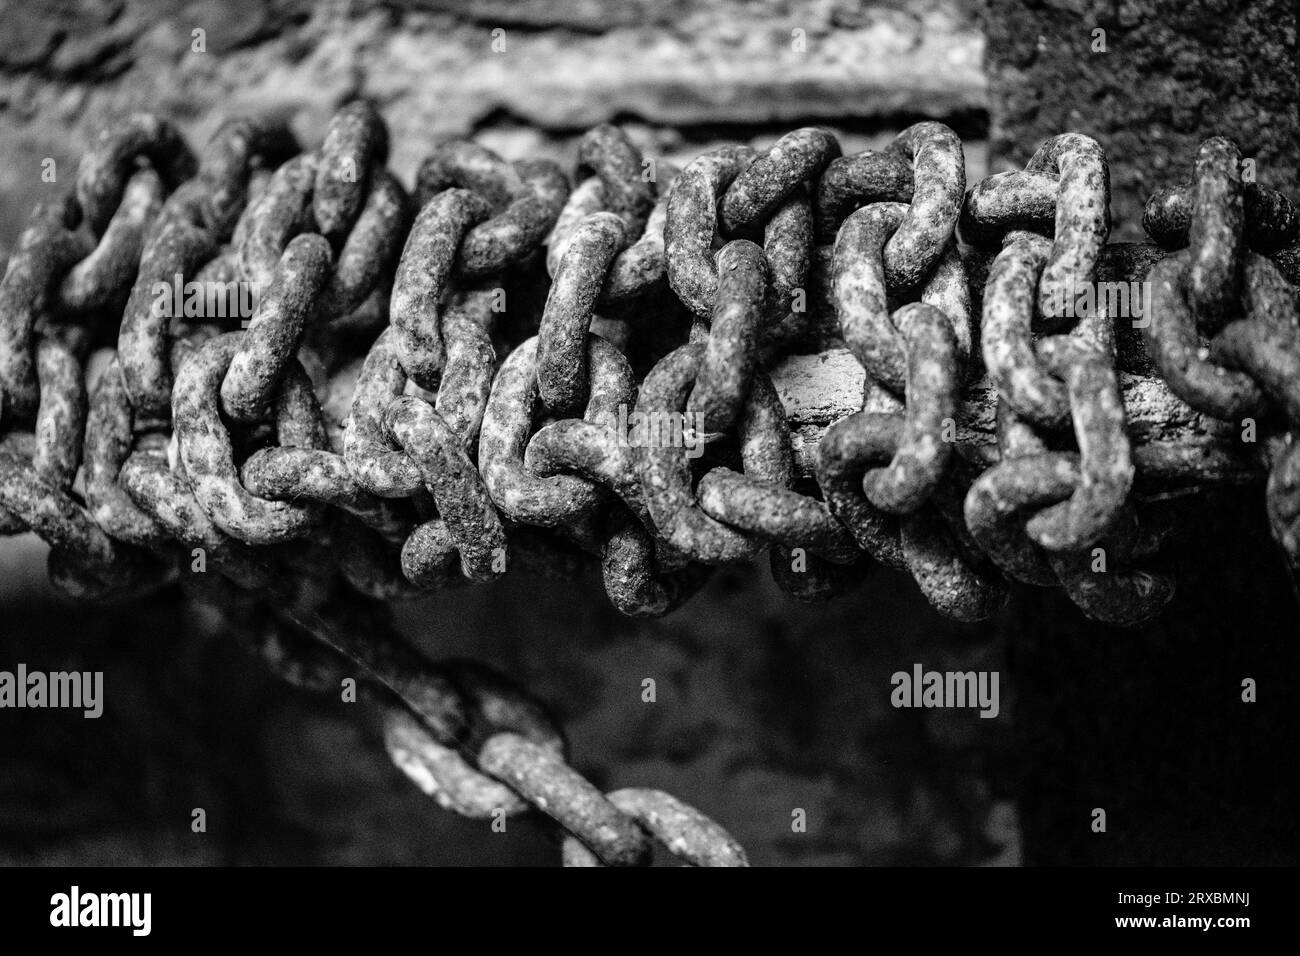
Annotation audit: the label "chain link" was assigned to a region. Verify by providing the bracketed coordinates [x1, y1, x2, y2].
[3, 105, 1297, 863]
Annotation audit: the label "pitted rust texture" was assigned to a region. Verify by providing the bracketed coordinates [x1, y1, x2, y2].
[1024, 134, 1111, 327]
[456, 159, 568, 278]
[1185, 137, 1245, 329]
[75, 114, 196, 234]
[638, 343, 780, 566]
[1022, 338, 1132, 552]
[1144, 181, 1298, 255]
[238, 152, 319, 291]
[313, 100, 390, 239]
[0, 338, 86, 535]
[390, 189, 490, 387]
[173, 333, 326, 545]
[960, 169, 1058, 248]
[480, 334, 632, 535]
[344, 326, 425, 498]
[1139, 139, 1300, 563]
[963, 135, 1111, 332]
[241, 447, 410, 541]
[196, 117, 300, 237]
[1212, 312, 1300, 426]
[664, 144, 756, 318]
[385, 659, 566, 818]
[416, 140, 522, 210]
[718, 127, 840, 234]
[523, 419, 644, 525]
[575, 123, 657, 237]
[321, 171, 409, 319]
[222, 234, 333, 423]
[56, 169, 163, 315]
[479, 337, 603, 528]
[117, 212, 218, 421]
[416, 140, 568, 278]
[668, 128, 833, 328]
[688, 239, 770, 433]
[560, 788, 749, 867]
[601, 511, 710, 616]
[83, 358, 169, 546]
[479, 732, 652, 868]
[832, 202, 912, 392]
[981, 232, 1071, 427]
[832, 201, 972, 397]
[30, 337, 85, 492]
[762, 183, 813, 313]
[814, 409, 1005, 620]
[11, 111, 1300, 868]
[537, 212, 626, 414]
[435, 297, 498, 450]
[1142, 252, 1263, 420]
[964, 424, 1066, 587]
[861, 302, 960, 515]
[0, 449, 123, 567]
[0, 195, 91, 419]
[548, 134, 678, 308]
[384, 396, 507, 583]
[603, 165, 680, 304]
[899, 501, 1008, 624]
[695, 373, 859, 566]
[815, 149, 913, 243]
[698, 468, 858, 564]
[965, 407, 1174, 624]
[877, 122, 965, 290]
[814, 411, 905, 569]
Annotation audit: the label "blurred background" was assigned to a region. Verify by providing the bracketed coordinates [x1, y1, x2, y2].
[0, 0, 1297, 866]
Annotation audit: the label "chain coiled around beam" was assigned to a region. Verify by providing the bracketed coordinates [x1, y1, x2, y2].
[1, 105, 1296, 864]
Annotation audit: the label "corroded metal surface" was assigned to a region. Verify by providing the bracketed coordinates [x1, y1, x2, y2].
[0, 105, 1296, 865]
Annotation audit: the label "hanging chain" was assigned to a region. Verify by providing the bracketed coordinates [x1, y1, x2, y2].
[1, 104, 1297, 865]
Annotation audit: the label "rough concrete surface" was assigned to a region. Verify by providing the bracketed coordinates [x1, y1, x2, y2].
[978, 0, 1299, 236]
[0, 0, 985, 257]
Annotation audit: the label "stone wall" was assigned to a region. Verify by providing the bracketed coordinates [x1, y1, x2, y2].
[0, 0, 985, 257]
[978, 0, 1299, 235]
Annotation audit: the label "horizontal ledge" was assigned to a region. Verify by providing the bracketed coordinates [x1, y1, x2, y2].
[770, 348, 1262, 486]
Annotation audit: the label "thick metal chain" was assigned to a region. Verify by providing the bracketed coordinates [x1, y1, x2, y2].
[1, 104, 1296, 865]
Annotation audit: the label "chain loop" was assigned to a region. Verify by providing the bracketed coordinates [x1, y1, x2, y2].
[173, 333, 327, 545]
[0, 196, 92, 419]
[832, 201, 971, 395]
[480, 335, 630, 533]
[75, 114, 196, 234]
[560, 788, 748, 867]
[385, 660, 565, 818]
[478, 732, 652, 867]
[416, 141, 569, 278]
[719, 127, 840, 234]
[10, 109, 1300, 864]
[314, 100, 390, 238]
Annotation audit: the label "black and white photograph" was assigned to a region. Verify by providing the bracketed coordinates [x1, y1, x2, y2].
[0, 0, 1294, 932]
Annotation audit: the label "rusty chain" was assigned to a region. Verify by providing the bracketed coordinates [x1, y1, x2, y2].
[1, 103, 1296, 865]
